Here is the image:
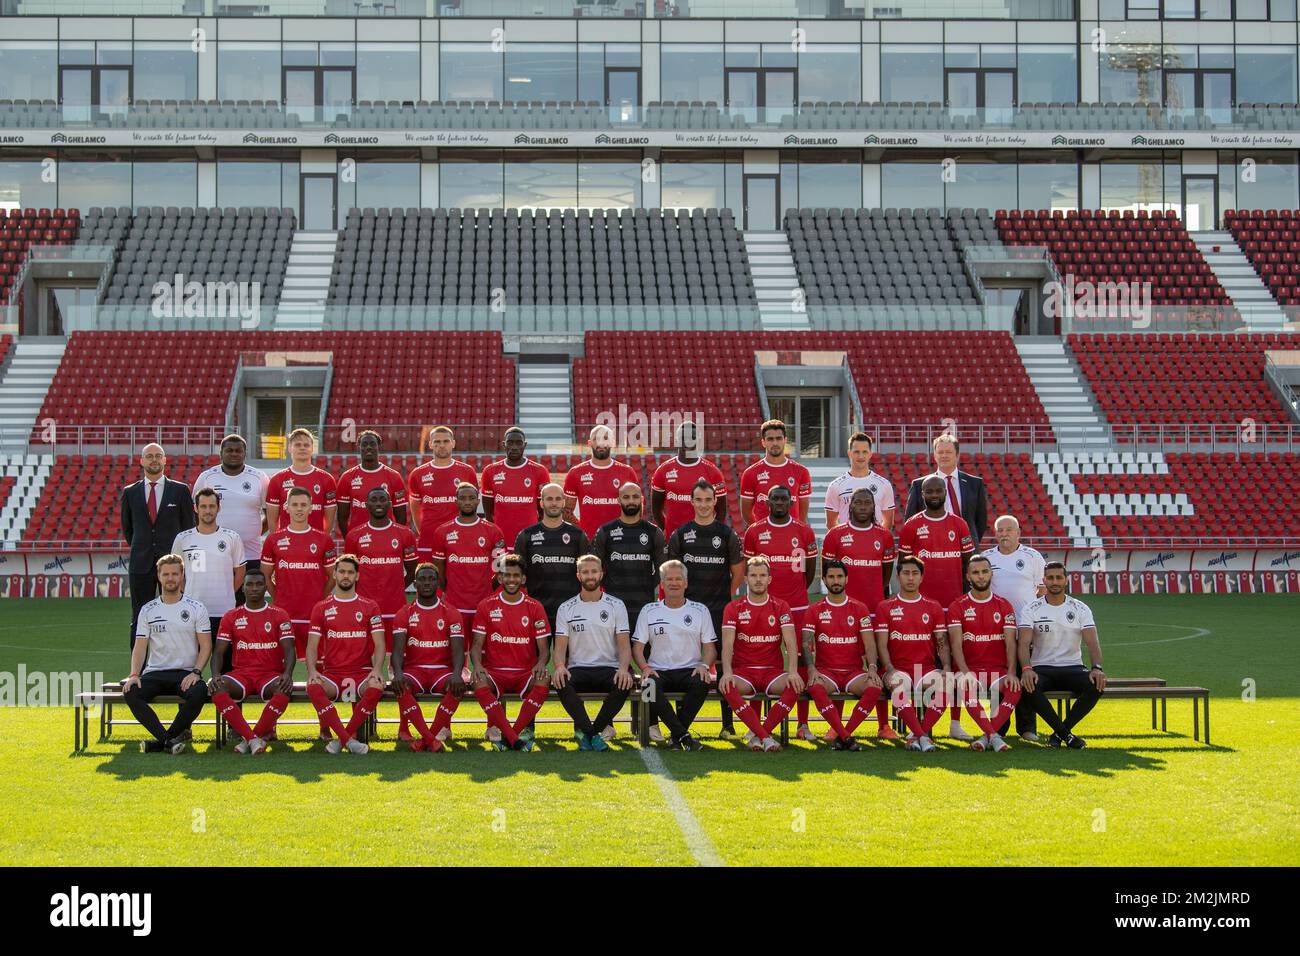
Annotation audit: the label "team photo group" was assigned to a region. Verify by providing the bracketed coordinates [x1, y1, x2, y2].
[121, 419, 1107, 758]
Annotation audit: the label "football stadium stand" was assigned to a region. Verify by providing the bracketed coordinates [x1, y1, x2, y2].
[1, 207, 80, 304]
[1224, 209, 1300, 307]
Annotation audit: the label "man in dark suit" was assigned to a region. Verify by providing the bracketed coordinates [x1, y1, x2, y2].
[904, 433, 992, 743]
[121, 443, 196, 648]
[904, 434, 990, 547]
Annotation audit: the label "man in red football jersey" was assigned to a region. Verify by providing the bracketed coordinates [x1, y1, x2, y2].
[563, 424, 640, 539]
[739, 419, 812, 526]
[947, 554, 1021, 752]
[304, 555, 386, 754]
[470, 553, 552, 752]
[821, 487, 898, 739]
[742, 484, 818, 739]
[897, 474, 975, 741]
[802, 560, 884, 750]
[431, 482, 507, 620]
[208, 567, 296, 754]
[390, 563, 467, 753]
[408, 425, 478, 563]
[651, 420, 729, 540]
[265, 427, 336, 533]
[344, 487, 418, 654]
[875, 556, 950, 752]
[480, 427, 551, 551]
[336, 430, 408, 533]
[719, 556, 804, 752]
[260, 487, 337, 661]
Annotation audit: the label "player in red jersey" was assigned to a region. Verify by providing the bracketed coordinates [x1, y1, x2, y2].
[265, 427, 337, 533]
[390, 564, 467, 753]
[336, 430, 408, 533]
[741, 484, 818, 739]
[719, 557, 804, 752]
[563, 424, 641, 539]
[208, 567, 296, 754]
[875, 556, 951, 752]
[470, 554, 552, 751]
[431, 482, 507, 619]
[480, 427, 551, 551]
[947, 555, 1021, 753]
[821, 487, 898, 739]
[344, 487, 417, 652]
[260, 487, 337, 661]
[408, 425, 478, 563]
[897, 474, 975, 740]
[801, 560, 884, 750]
[651, 420, 728, 540]
[304, 555, 386, 754]
[739, 419, 812, 526]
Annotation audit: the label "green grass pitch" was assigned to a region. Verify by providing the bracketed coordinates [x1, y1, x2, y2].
[0, 594, 1296, 866]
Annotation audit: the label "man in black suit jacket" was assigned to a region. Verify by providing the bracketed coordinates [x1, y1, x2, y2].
[903, 434, 990, 548]
[121, 443, 196, 648]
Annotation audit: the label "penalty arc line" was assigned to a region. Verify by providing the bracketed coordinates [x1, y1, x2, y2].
[638, 747, 725, 867]
[1108, 623, 1212, 647]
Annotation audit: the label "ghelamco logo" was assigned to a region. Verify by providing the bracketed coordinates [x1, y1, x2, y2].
[864, 133, 919, 146]
[242, 132, 298, 145]
[784, 134, 839, 145]
[323, 132, 379, 145]
[1051, 134, 1107, 146]
[514, 133, 568, 145]
[50, 132, 106, 144]
[1131, 134, 1185, 147]
[0, 135, 24, 144]
[594, 132, 649, 145]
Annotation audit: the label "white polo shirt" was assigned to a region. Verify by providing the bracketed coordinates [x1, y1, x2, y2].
[174, 526, 245, 618]
[824, 470, 896, 526]
[193, 464, 270, 561]
[1020, 595, 1096, 668]
[136, 595, 210, 674]
[555, 592, 629, 669]
[985, 544, 1046, 616]
[633, 599, 717, 671]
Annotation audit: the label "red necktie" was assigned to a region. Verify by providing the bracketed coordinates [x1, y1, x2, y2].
[147, 482, 158, 523]
[945, 475, 959, 515]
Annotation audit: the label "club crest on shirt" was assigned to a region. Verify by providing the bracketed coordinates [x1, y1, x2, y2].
[948, 530, 956, 541]
[921, 613, 930, 624]
[848, 615, 856, 627]
[313, 484, 321, 494]
[521, 616, 530, 626]
[355, 611, 363, 622]
[874, 539, 882, 551]
[477, 537, 486, 547]
[562, 533, 571, 545]
[309, 543, 318, 554]
[242, 481, 252, 492]
[1066, 610, 1076, 622]
[523, 478, 533, 488]
[263, 621, 271, 632]
[787, 477, 795, 487]
[684, 614, 693, 625]
[993, 612, 1002, 623]
[639, 532, 649, 545]
[768, 614, 776, 626]
[1016, 559, 1026, 570]
[599, 609, 610, 623]
[712, 536, 722, 548]
[437, 618, 445, 630]
[218, 540, 227, 552]
[180, 609, 190, 622]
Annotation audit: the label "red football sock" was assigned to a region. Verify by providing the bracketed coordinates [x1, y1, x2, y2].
[796, 700, 810, 726]
[875, 697, 890, 729]
[722, 686, 768, 740]
[213, 691, 255, 742]
[343, 686, 384, 741]
[511, 682, 549, 736]
[895, 704, 927, 738]
[398, 690, 435, 744]
[949, 704, 962, 722]
[251, 692, 290, 739]
[428, 691, 462, 739]
[920, 704, 947, 736]
[807, 683, 849, 740]
[762, 685, 800, 735]
[474, 685, 517, 746]
[306, 682, 348, 741]
[965, 685, 1021, 735]
[843, 685, 884, 736]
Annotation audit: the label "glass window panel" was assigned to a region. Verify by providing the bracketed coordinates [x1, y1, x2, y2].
[1165, 0, 1196, 17]
[1018, 158, 1079, 211]
[1235, 152, 1299, 209]
[761, 44, 796, 69]
[1270, 0, 1296, 19]
[0, 154, 58, 212]
[0, 42, 57, 100]
[133, 43, 197, 103]
[506, 150, 576, 208]
[283, 43, 317, 68]
[1200, 47, 1234, 70]
[1017, 45, 1076, 104]
[59, 154, 132, 211]
[945, 158, 1017, 212]
[945, 45, 979, 69]
[881, 45, 942, 103]
[606, 44, 639, 69]
[578, 43, 604, 103]
[357, 155, 420, 209]
[725, 44, 761, 69]
[97, 42, 132, 67]
[662, 151, 725, 209]
[59, 43, 94, 66]
[1100, 44, 1161, 105]
[881, 158, 944, 209]
[578, 151, 641, 209]
[1098, 0, 1126, 16]
[797, 152, 862, 209]
[981, 45, 1016, 70]
[218, 42, 281, 103]
[217, 158, 283, 209]
[440, 43, 503, 103]
[1200, 0, 1232, 17]
[1126, 0, 1160, 17]
[1238, 47, 1297, 104]
[322, 43, 355, 68]
[1237, 0, 1269, 15]
[132, 155, 197, 209]
[504, 43, 576, 104]
[439, 150, 503, 208]
[661, 45, 723, 104]
[358, 42, 419, 105]
[1163, 46, 1197, 70]
[798, 44, 860, 104]
[1100, 158, 1167, 212]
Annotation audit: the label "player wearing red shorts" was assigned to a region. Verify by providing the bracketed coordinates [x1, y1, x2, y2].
[431, 482, 506, 619]
[480, 427, 550, 552]
[336, 430, 408, 533]
[563, 424, 640, 540]
[742, 484, 818, 738]
[408, 425, 478, 563]
[265, 427, 337, 533]
[208, 567, 296, 754]
[304, 556, 386, 755]
[947, 554, 1021, 753]
[390, 564, 467, 753]
[875, 556, 951, 752]
[719, 556, 805, 752]
[801, 560, 884, 750]
[470, 554, 552, 751]
[820, 488, 897, 738]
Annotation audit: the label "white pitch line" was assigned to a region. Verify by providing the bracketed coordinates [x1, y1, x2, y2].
[639, 747, 725, 867]
[1109, 623, 1212, 647]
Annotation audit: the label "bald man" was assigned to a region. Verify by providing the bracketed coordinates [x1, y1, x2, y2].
[121, 443, 196, 648]
[514, 482, 591, 634]
[592, 482, 668, 638]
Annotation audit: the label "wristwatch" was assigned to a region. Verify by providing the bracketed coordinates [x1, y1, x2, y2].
[190, 668, 202, 676]
[1091, 664, 1104, 671]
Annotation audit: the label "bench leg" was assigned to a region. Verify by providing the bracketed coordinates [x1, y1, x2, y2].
[101, 699, 111, 741]
[1192, 696, 1199, 742]
[74, 703, 82, 753]
[1204, 696, 1210, 746]
[1161, 698, 1167, 732]
[1151, 698, 1157, 730]
[638, 698, 650, 747]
